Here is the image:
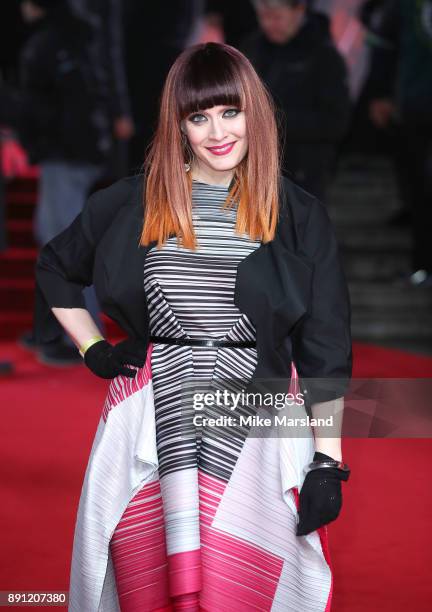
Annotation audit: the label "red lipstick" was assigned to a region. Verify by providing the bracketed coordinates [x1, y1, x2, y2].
[206, 141, 236, 156]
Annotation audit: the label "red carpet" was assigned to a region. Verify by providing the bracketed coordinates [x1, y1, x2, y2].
[1, 340, 432, 611]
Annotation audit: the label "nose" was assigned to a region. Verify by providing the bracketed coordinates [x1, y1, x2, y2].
[208, 117, 226, 141]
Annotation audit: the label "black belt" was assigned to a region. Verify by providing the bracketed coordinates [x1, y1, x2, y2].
[149, 334, 256, 348]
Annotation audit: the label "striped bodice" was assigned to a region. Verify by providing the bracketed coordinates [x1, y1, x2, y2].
[143, 179, 261, 343]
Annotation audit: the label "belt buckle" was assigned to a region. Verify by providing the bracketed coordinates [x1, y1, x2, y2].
[204, 339, 216, 347]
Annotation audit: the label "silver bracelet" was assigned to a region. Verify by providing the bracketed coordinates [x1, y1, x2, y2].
[304, 460, 350, 475]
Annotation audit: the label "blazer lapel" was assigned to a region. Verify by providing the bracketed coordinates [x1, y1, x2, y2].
[234, 211, 313, 339]
[234, 190, 313, 381]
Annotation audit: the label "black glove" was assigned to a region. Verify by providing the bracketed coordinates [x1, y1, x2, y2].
[83, 338, 148, 379]
[296, 451, 350, 536]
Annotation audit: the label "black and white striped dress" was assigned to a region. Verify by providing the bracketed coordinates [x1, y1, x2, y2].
[144, 180, 261, 479]
[134, 179, 332, 610]
[68, 180, 333, 611]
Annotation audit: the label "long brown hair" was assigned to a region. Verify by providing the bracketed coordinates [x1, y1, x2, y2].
[140, 42, 282, 250]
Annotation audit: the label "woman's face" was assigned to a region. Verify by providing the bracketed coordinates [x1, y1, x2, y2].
[181, 105, 248, 175]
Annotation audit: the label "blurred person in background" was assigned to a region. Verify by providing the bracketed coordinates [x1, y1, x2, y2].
[240, 0, 351, 202]
[204, 0, 258, 47]
[353, 0, 412, 227]
[0, 0, 29, 84]
[122, 0, 205, 172]
[367, 0, 432, 287]
[0, 0, 112, 364]
[67, 0, 135, 177]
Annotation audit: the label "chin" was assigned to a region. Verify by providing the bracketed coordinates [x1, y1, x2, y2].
[204, 154, 246, 173]
[209, 161, 238, 172]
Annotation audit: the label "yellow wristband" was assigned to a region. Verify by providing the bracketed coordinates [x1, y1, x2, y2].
[79, 335, 105, 358]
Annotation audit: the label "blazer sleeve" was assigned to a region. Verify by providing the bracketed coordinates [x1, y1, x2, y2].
[33, 176, 139, 345]
[291, 196, 353, 405]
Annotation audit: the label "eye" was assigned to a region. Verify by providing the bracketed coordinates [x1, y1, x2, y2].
[187, 108, 241, 124]
[223, 108, 240, 118]
[188, 113, 206, 124]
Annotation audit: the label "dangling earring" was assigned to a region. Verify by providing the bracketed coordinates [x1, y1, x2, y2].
[181, 131, 193, 173]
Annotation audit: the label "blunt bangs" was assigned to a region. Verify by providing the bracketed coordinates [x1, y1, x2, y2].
[176, 46, 245, 119]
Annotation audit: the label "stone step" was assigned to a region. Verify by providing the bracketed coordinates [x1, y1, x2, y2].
[328, 191, 401, 213]
[329, 175, 398, 194]
[328, 155, 432, 348]
[348, 281, 432, 310]
[362, 338, 432, 356]
[337, 154, 395, 173]
[351, 315, 432, 340]
[331, 168, 396, 186]
[328, 193, 399, 210]
[328, 203, 401, 226]
[331, 176, 396, 191]
[335, 226, 412, 251]
[332, 158, 396, 191]
[341, 251, 410, 281]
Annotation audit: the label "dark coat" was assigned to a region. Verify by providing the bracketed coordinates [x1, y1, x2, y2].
[33, 173, 353, 408]
[366, 0, 432, 121]
[0, 8, 112, 164]
[69, 0, 131, 119]
[240, 11, 351, 199]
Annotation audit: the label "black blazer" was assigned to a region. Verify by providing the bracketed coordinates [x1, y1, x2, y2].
[33, 173, 353, 407]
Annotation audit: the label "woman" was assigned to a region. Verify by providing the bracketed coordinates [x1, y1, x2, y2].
[34, 42, 352, 611]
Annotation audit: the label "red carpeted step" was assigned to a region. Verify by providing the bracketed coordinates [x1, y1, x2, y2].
[5, 190, 38, 205]
[5, 177, 38, 221]
[0, 311, 124, 340]
[6, 219, 36, 248]
[0, 312, 34, 339]
[6, 200, 35, 221]
[0, 248, 38, 278]
[0, 278, 35, 310]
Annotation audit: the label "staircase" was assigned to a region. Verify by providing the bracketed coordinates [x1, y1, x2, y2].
[0, 177, 120, 341]
[327, 155, 432, 354]
[1, 158, 431, 352]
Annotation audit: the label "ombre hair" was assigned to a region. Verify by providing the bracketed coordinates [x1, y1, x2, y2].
[140, 42, 282, 250]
